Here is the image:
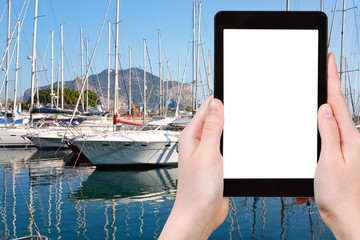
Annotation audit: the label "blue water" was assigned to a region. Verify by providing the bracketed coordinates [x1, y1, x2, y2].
[0, 149, 335, 239]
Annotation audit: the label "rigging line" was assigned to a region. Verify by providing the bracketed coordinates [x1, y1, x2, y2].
[145, 44, 155, 85]
[118, 54, 130, 107]
[36, 34, 52, 87]
[199, 34, 210, 96]
[346, 62, 356, 116]
[12, 0, 32, 53]
[65, 0, 112, 137]
[175, 32, 192, 115]
[49, 0, 75, 85]
[110, 28, 130, 104]
[131, 50, 144, 102]
[159, 34, 175, 89]
[110, 29, 131, 108]
[86, 41, 105, 101]
[64, 32, 79, 80]
[198, 69, 206, 103]
[328, 0, 338, 49]
[0, 27, 21, 96]
[145, 43, 156, 105]
[0, 2, 6, 25]
[72, 138, 87, 170]
[49, 0, 61, 42]
[351, 1, 360, 70]
[0, 0, 28, 71]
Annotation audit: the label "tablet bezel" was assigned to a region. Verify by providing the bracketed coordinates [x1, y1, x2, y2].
[214, 11, 328, 197]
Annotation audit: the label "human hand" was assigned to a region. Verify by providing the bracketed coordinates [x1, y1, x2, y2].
[159, 96, 228, 240]
[315, 53, 360, 239]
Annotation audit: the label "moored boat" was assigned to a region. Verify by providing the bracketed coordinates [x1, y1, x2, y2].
[73, 130, 179, 166]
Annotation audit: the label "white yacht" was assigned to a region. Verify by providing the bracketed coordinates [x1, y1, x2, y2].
[71, 117, 190, 166]
[25, 119, 113, 150]
[73, 129, 179, 166]
[0, 127, 34, 148]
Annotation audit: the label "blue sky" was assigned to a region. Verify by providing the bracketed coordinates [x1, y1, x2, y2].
[0, 0, 359, 104]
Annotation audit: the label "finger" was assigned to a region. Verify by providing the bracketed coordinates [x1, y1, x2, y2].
[198, 99, 224, 157]
[318, 104, 343, 163]
[327, 53, 358, 140]
[183, 96, 213, 138]
[179, 96, 213, 156]
[180, 96, 213, 142]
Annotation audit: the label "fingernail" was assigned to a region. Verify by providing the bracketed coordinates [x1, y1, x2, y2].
[208, 99, 221, 114]
[322, 104, 333, 119]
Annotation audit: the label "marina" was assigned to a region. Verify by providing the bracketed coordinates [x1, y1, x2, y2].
[0, 0, 359, 238]
[0, 149, 335, 239]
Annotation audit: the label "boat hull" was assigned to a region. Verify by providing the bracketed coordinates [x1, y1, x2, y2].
[28, 135, 68, 150]
[0, 129, 35, 148]
[74, 131, 179, 166]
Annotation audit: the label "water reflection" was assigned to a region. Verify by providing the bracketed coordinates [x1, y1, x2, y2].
[30, 149, 73, 161]
[218, 197, 335, 240]
[71, 167, 178, 200]
[0, 149, 336, 240]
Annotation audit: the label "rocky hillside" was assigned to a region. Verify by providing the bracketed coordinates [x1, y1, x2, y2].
[23, 68, 192, 112]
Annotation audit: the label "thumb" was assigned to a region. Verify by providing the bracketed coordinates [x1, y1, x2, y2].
[318, 104, 342, 163]
[198, 99, 224, 155]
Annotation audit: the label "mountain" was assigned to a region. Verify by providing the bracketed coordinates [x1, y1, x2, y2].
[23, 68, 192, 112]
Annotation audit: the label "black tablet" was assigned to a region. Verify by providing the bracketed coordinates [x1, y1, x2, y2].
[214, 11, 327, 197]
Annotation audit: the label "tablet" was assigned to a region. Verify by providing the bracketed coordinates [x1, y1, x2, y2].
[214, 11, 327, 197]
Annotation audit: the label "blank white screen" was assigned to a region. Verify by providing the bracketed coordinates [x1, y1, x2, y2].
[223, 29, 318, 179]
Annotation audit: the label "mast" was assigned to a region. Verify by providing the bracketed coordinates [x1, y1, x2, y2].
[345, 58, 347, 103]
[129, 44, 131, 116]
[80, 27, 84, 110]
[57, 62, 60, 108]
[61, 23, 64, 109]
[50, 30, 54, 108]
[143, 39, 147, 120]
[114, 0, 119, 116]
[207, 50, 211, 97]
[192, 1, 196, 111]
[177, 55, 180, 104]
[286, 0, 290, 11]
[162, 66, 165, 112]
[14, 20, 20, 114]
[340, 0, 346, 83]
[158, 29, 162, 116]
[108, 21, 111, 112]
[86, 38, 89, 111]
[36, 68, 39, 106]
[320, 0, 324, 11]
[30, 0, 38, 119]
[5, 0, 11, 126]
[165, 63, 169, 115]
[195, 1, 201, 111]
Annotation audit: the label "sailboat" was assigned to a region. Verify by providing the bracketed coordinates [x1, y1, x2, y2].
[0, 1, 34, 148]
[71, 1, 204, 166]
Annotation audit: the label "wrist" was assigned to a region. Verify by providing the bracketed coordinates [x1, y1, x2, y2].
[159, 203, 214, 240]
[322, 212, 360, 240]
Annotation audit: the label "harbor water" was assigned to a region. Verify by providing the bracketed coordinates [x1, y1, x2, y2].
[0, 149, 335, 239]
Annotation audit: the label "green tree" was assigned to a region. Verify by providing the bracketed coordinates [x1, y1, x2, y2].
[27, 88, 98, 108]
[85, 90, 98, 108]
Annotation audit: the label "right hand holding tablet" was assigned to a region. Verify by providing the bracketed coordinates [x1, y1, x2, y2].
[315, 53, 360, 239]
